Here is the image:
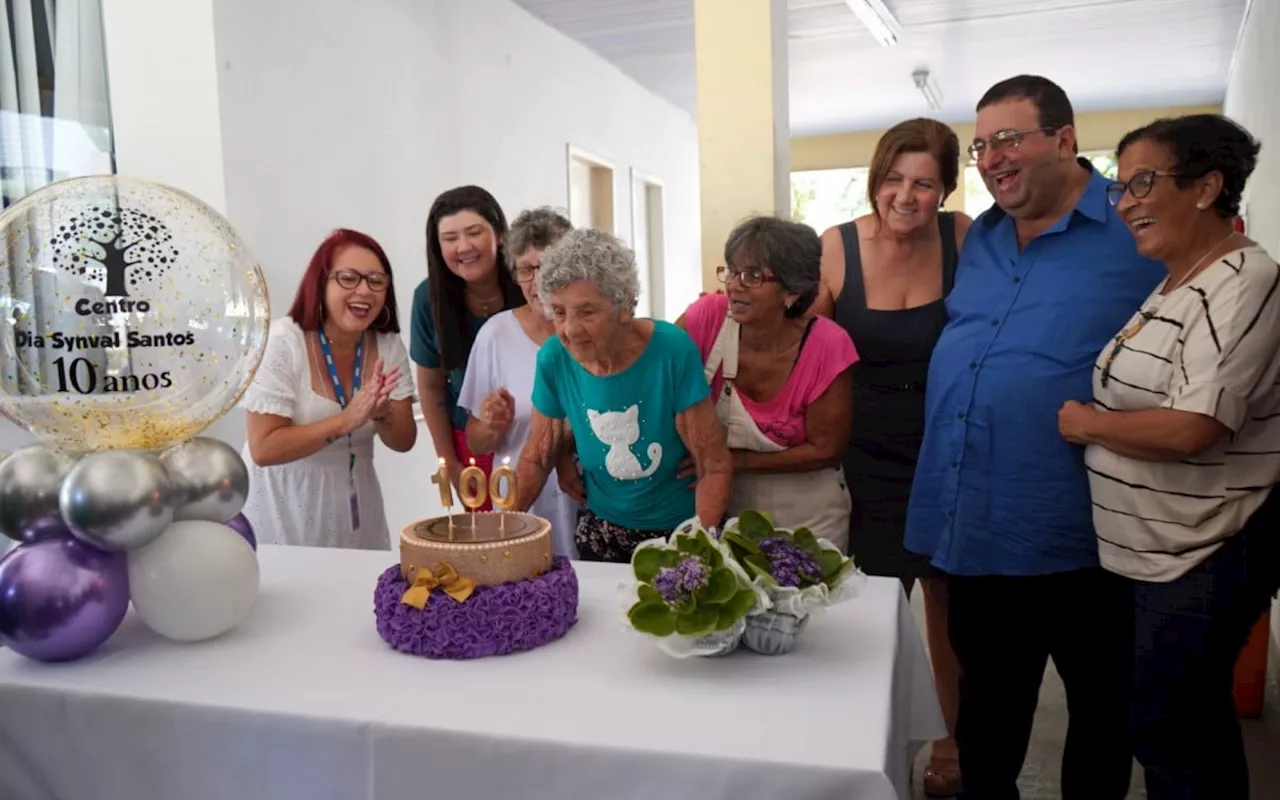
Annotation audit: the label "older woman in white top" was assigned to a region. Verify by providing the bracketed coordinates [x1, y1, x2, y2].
[1057, 115, 1280, 800]
[459, 208, 581, 556]
[240, 229, 417, 549]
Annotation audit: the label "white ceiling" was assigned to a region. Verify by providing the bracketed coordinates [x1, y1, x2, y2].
[510, 0, 1248, 136]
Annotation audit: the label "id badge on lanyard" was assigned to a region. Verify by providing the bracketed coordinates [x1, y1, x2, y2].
[319, 330, 363, 531]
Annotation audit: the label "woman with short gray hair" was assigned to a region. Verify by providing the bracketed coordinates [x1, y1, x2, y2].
[458, 207, 581, 556]
[677, 216, 857, 552]
[515, 228, 732, 562]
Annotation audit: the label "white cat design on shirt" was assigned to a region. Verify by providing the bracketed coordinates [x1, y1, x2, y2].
[586, 404, 662, 480]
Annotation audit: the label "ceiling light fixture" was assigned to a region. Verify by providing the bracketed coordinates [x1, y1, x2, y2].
[844, 0, 903, 48]
[912, 68, 943, 112]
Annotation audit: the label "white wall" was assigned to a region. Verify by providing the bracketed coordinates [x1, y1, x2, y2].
[1223, 0, 1280, 654]
[211, 0, 702, 540]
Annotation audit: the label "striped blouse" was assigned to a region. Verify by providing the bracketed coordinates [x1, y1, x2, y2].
[1086, 245, 1280, 582]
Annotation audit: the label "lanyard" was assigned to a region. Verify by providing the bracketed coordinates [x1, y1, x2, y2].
[317, 329, 364, 531]
[317, 329, 363, 408]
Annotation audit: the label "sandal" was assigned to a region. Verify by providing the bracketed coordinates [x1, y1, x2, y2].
[923, 760, 962, 798]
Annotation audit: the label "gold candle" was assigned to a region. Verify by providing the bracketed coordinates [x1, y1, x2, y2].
[488, 456, 517, 511]
[431, 457, 455, 537]
[458, 457, 489, 513]
[431, 457, 454, 508]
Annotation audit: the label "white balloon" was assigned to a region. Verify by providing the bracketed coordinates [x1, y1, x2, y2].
[127, 520, 259, 642]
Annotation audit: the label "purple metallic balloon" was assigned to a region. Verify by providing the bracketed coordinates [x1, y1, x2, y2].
[20, 516, 73, 544]
[0, 536, 130, 662]
[226, 513, 257, 551]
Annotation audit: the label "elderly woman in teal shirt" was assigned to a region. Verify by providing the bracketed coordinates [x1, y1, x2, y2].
[515, 229, 732, 562]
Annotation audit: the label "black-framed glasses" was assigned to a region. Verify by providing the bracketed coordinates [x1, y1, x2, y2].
[515, 264, 541, 281]
[967, 127, 1059, 162]
[1105, 170, 1182, 207]
[716, 265, 778, 288]
[331, 269, 390, 292]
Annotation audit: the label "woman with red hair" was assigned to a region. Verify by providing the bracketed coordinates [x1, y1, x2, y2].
[239, 229, 417, 549]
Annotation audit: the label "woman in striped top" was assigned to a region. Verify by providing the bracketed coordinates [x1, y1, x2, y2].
[1056, 114, 1280, 800]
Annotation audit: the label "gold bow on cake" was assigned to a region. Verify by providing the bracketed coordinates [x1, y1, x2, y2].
[401, 563, 477, 609]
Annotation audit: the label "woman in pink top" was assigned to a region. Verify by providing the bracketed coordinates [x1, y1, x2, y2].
[677, 217, 857, 551]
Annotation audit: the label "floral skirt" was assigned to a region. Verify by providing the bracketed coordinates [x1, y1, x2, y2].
[575, 507, 671, 563]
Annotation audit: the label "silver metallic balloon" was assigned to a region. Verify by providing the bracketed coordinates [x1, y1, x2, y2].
[58, 450, 174, 551]
[159, 437, 250, 523]
[0, 446, 71, 543]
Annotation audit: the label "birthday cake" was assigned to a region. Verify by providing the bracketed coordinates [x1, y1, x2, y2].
[373, 464, 579, 659]
[399, 511, 552, 586]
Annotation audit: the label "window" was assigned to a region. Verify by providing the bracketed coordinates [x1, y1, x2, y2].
[2, 0, 116, 209]
[790, 168, 872, 233]
[963, 150, 1119, 218]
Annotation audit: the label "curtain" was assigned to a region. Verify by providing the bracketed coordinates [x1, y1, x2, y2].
[1, 0, 115, 409]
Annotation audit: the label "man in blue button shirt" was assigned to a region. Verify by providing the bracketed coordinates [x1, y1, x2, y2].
[905, 76, 1164, 799]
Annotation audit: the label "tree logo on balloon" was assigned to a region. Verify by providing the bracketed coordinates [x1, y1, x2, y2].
[49, 205, 180, 298]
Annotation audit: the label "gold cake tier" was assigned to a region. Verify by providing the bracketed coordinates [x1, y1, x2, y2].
[399, 511, 552, 588]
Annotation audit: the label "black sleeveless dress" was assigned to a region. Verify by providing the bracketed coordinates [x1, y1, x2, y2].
[835, 213, 958, 579]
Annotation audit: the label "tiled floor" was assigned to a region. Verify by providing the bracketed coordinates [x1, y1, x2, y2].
[907, 590, 1280, 799]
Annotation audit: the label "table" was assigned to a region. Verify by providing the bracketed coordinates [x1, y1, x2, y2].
[0, 545, 945, 800]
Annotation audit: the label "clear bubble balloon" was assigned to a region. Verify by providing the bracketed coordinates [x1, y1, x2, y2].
[0, 176, 269, 454]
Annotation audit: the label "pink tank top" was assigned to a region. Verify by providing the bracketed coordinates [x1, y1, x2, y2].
[682, 293, 858, 447]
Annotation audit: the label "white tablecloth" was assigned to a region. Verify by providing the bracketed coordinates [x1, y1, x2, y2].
[0, 545, 945, 800]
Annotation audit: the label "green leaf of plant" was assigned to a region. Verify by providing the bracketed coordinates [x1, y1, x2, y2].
[824, 559, 855, 589]
[637, 584, 664, 605]
[704, 566, 738, 603]
[745, 553, 773, 578]
[721, 587, 760, 621]
[705, 546, 723, 569]
[815, 549, 844, 578]
[675, 605, 719, 637]
[676, 533, 719, 568]
[629, 601, 677, 636]
[793, 528, 820, 553]
[633, 548, 665, 583]
[675, 534, 697, 555]
[724, 531, 761, 555]
[715, 604, 742, 631]
[738, 510, 774, 541]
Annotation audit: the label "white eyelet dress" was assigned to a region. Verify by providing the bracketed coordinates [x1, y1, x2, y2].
[238, 317, 416, 550]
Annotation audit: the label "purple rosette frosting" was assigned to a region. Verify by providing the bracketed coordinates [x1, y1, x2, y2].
[373, 556, 579, 659]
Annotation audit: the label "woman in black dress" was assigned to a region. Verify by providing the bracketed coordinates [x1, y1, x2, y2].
[814, 118, 971, 798]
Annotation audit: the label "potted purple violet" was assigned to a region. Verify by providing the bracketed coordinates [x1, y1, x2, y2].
[624, 520, 768, 658]
[722, 510, 865, 655]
